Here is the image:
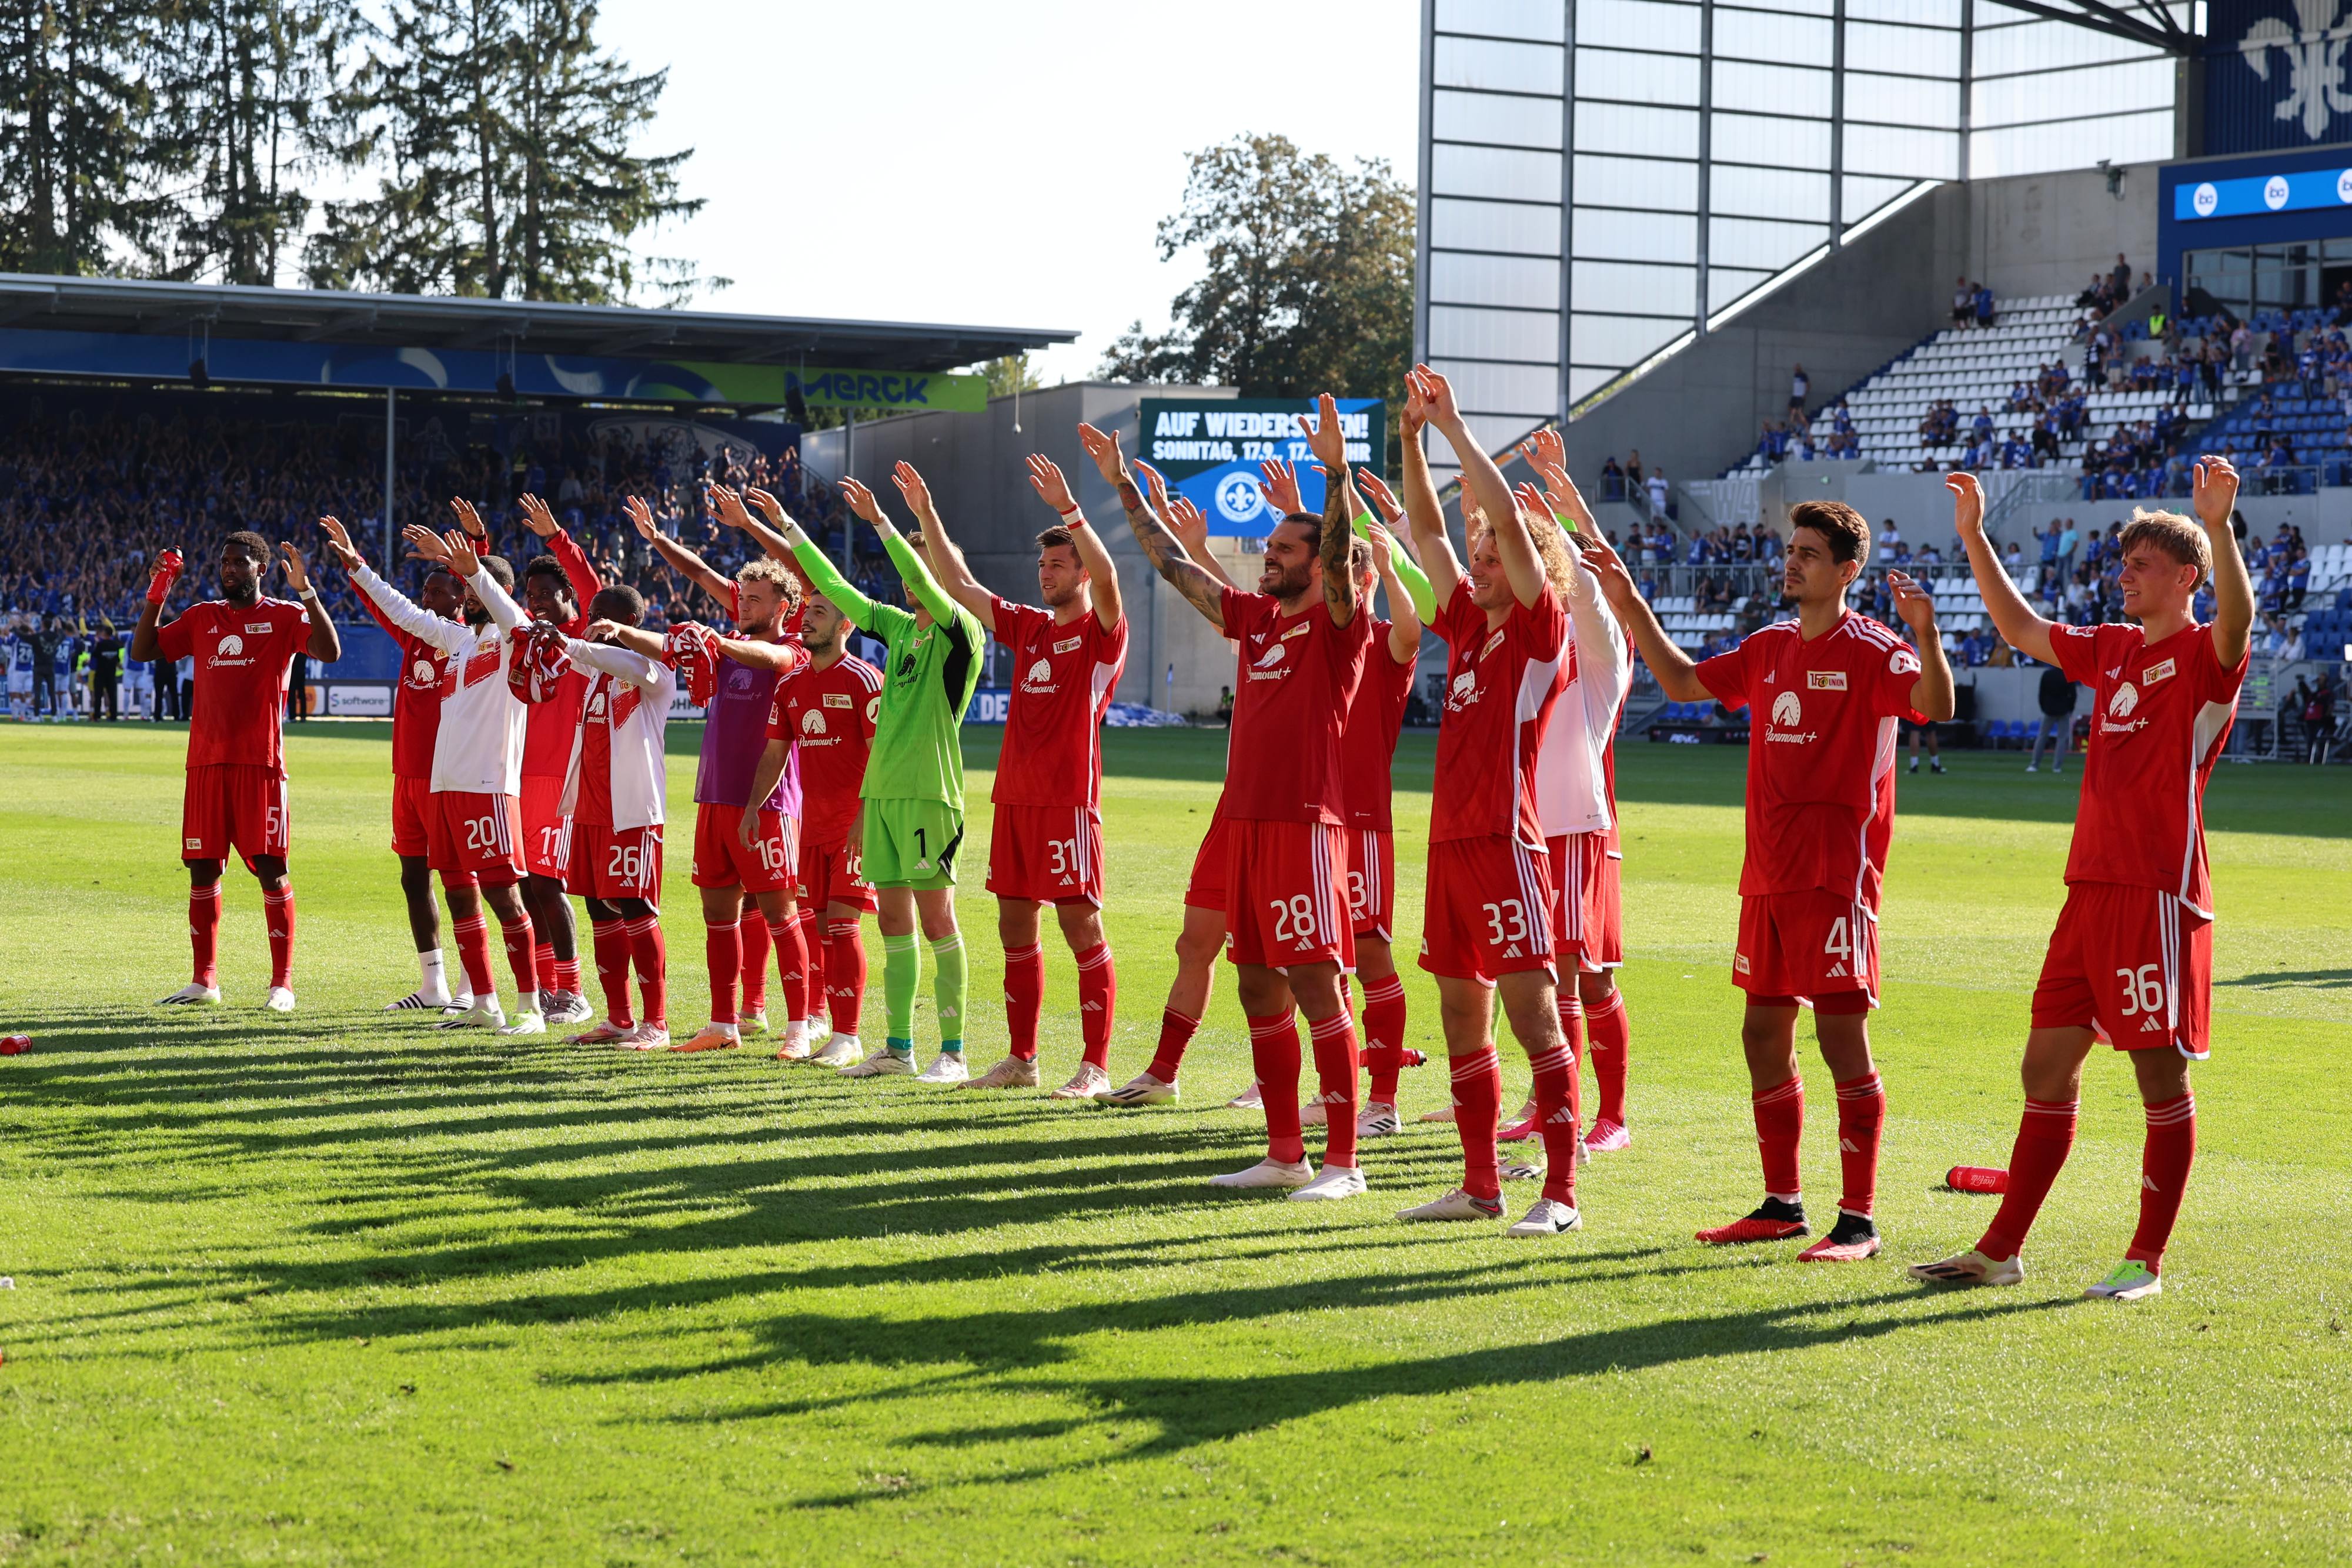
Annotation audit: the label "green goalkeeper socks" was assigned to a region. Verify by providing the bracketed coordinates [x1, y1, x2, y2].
[883, 931, 920, 1054]
[930, 932, 967, 1053]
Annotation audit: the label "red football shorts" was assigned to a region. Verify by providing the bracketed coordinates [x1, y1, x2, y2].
[1588, 848, 1625, 968]
[987, 803, 1105, 906]
[1183, 815, 1232, 913]
[1735, 889, 1878, 1010]
[2032, 881, 2214, 1059]
[1419, 834, 1556, 985]
[427, 790, 523, 884]
[519, 774, 569, 878]
[1223, 818, 1354, 971]
[1545, 831, 1613, 970]
[567, 821, 664, 902]
[693, 800, 797, 894]
[1347, 828, 1395, 941]
[182, 764, 289, 869]
[801, 838, 879, 914]
[390, 775, 433, 858]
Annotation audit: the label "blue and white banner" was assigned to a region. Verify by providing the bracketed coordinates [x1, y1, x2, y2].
[2174, 165, 2352, 220]
[2206, 0, 2352, 155]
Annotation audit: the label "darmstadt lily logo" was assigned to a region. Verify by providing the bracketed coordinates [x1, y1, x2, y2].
[2241, 0, 2352, 141]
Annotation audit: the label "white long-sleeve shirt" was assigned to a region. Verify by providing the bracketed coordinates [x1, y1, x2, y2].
[1535, 555, 1632, 838]
[351, 561, 530, 795]
[556, 636, 677, 831]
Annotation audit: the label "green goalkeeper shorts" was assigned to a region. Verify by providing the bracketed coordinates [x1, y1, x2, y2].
[861, 798, 965, 890]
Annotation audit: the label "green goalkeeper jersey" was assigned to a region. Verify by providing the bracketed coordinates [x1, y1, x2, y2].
[792, 530, 984, 807]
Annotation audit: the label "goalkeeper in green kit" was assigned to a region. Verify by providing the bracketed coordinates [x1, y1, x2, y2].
[768, 467, 985, 1082]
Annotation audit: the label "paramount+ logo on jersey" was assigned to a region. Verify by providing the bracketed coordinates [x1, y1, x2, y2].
[1765, 688, 1818, 744]
[209, 631, 256, 668]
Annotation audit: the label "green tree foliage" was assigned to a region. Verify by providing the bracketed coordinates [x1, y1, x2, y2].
[305, 0, 706, 305]
[0, 0, 168, 275]
[1100, 133, 1414, 400]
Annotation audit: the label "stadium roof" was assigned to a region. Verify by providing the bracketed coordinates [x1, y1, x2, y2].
[1989, 0, 2196, 56]
[0, 273, 1075, 371]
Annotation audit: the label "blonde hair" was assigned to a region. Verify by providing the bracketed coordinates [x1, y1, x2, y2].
[1467, 503, 1579, 601]
[2120, 507, 2213, 589]
[737, 554, 804, 613]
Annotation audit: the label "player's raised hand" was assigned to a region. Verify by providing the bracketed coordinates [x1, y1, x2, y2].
[278, 542, 312, 595]
[890, 461, 937, 521]
[1401, 369, 1431, 435]
[1075, 423, 1125, 485]
[582, 618, 624, 644]
[2191, 454, 2239, 530]
[838, 475, 887, 528]
[441, 530, 482, 579]
[317, 516, 363, 571]
[743, 486, 787, 526]
[1411, 365, 1462, 430]
[1364, 520, 1397, 577]
[1573, 526, 1641, 612]
[402, 523, 452, 564]
[1024, 454, 1076, 514]
[1887, 569, 1936, 634]
[1946, 470, 1986, 537]
[517, 494, 560, 538]
[450, 497, 488, 540]
[1257, 457, 1304, 516]
[1518, 426, 1568, 487]
[1355, 470, 1406, 527]
[1512, 480, 1549, 526]
[705, 484, 750, 531]
[623, 496, 662, 541]
[1298, 393, 1348, 472]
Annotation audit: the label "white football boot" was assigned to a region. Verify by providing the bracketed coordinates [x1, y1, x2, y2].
[495, 1009, 547, 1036]
[262, 987, 297, 1014]
[1289, 1165, 1367, 1202]
[569, 1019, 633, 1045]
[1357, 1102, 1402, 1139]
[916, 1052, 971, 1085]
[840, 1048, 913, 1078]
[620, 1021, 671, 1051]
[961, 1055, 1040, 1090]
[1094, 1071, 1177, 1107]
[157, 982, 223, 1006]
[437, 999, 506, 1031]
[1907, 1249, 2026, 1288]
[810, 1032, 864, 1069]
[1208, 1158, 1313, 1190]
[1506, 1198, 1582, 1236]
[1224, 1081, 1264, 1111]
[1398, 1188, 1504, 1222]
[1052, 1062, 1112, 1101]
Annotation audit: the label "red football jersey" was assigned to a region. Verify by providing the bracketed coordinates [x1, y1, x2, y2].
[1429, 582, 1568, 845]
[576, 672, 619, 828]
[1698, 613, 1923, 906]
[154, 598, 310, 773]
[362, 594, 452, 780]
[990, 597, 1130, 808]
[1218, 586, 1370, 825]
[769, 653, 881, 844]
[2049, 620, 2246, 917]
[520, 530, 600, 778]
[1341, 626, 1417, 831]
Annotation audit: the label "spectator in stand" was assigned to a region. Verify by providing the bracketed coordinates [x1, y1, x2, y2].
[2027, 663, 2076, 774]
[1974, 280, 1997, 329]
[1789, 363, 1809, 414]
[1601, 454, 1626, 500]
[1646, 466, 1672, 519]
[2002, 537, 2024, 574]
[2110, 253, 2133, 304]
[2287, 547, 2311, 608]
[1953, 276, 1975, 327]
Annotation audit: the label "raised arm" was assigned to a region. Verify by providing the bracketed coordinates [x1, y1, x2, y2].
[1138, 461, 1235, 591]
[1080, 423, 1225, 633]
[777, 482, 896, 636]
[727, 486, 805, 566]
[1549, 502, 1628, 707]
[520, 493, 600, 618]
[562, 631, 666, 691]
[1027, 454, 1122, 632]
[629, 495, 734, 611]
[1353, 470, 1436, 623]
[1574, 529, 1712, 704]
[1366, 523, 1421, 663]
[893, 461, 998, 628]
[2193, 457, 2253, 669]
[279, 543, 340, 662]
[1419, 368, 1542, 607]
[1887, 570, 1957, 721]
[441, 530, 526, 633]
[1397, 376, 1464, 607]
[323, 516, 465, 655]
[1300, 392, 1359, 626]
[1949, 472, 2058, 666]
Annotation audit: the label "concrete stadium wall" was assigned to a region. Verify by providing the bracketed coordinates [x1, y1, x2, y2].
[1965, 161, 2163, 306]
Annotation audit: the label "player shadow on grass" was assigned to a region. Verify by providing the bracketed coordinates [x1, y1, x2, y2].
[2216, 968, 2352, 990]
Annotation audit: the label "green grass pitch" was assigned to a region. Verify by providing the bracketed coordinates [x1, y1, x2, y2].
[1, 720, 2347, 1565]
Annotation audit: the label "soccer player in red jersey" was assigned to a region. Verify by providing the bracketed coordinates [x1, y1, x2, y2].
[324, 513, 545, 1034]
[131, 530, 342, 1010]
[1590, 498, 1952, 1261]
[1094, 399, 1374, 1198]
[1385, 367, 1585, 1235]
[1911, 461, 2252, 1302]
[746, 593, 881, 1068]
[1522, 430, 1639, 1154]
[358, 556, 467, 1012]
[898, 456, 1130, 1096]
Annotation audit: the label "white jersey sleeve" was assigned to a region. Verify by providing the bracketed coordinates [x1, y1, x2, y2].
[1534, 556, 1628, 838]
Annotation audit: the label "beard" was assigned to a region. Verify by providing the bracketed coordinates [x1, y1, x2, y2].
[1262, 560, 1313, 600]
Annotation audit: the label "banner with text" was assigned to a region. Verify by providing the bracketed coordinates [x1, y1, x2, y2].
[1136, 398, 1385, 537]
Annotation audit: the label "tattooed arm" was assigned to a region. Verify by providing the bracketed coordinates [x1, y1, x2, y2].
[1077, 422, 1225, 634]
[1299, 392, 1359, 626]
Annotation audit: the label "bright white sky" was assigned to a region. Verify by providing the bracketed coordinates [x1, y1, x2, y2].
[595, 0, 1423, 386]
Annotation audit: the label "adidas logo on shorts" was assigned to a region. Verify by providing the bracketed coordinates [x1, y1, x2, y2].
[1826, 963, 1847, 978]
[2139, 1015, 2162, 1032]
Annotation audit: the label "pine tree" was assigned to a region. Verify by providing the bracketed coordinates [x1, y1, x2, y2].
[0, 0, 168, 275]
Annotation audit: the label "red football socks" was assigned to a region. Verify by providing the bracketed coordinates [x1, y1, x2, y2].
[1075, 942, 1116, 1068]
[1248, 1012, 1305, 1165]
[534, 940, 556, 994]
[553, 956, 581, 996]
[1003, 942, 1044, 1060]
[1977, 1098, 2078, 1261]
[1752, 1075, 1806, 1198]
[453, 912, 495, 1001]
[1835, 1071, 1886, 1216]
[1585, 988, 1631, 1125]
[1360, 973, 1409, 1103]
[2127, 1092, 2197, 1272]
[797, 908, 824, 1018]
[189, 883, 222, 987]
[1555, 993, 1587, 1134]
[766, 911, 807, 1022]
[624, 916, 666, 1027]
[1307, 1009, 1361, 1167]
[704, 920, 741, 1025]
[497, 912, 537, 1008]
[591, 918, 633, 1028]
[740, 911, 771, 1014]
[1147, 1007, 1199, 1083]
[1451, 1047, 1504, 1201]
[262, 885, 295, 990]
[1528, 1041, 1579, 1208]
[824, 918, 866, 1032]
